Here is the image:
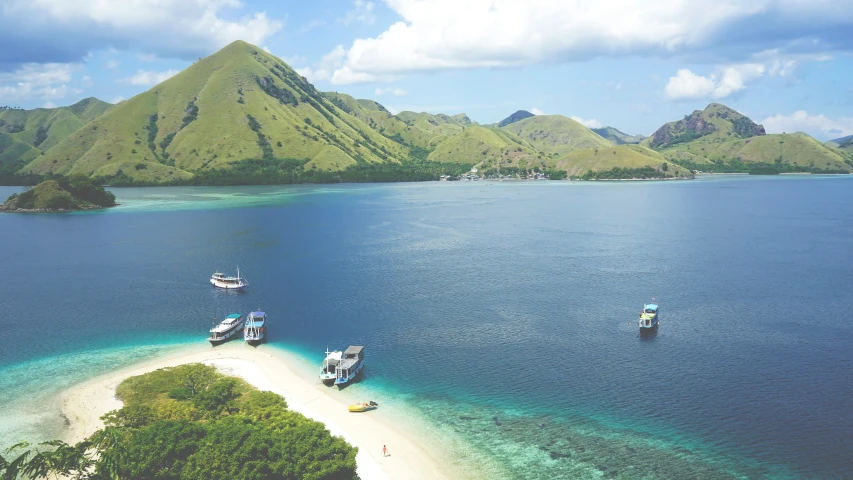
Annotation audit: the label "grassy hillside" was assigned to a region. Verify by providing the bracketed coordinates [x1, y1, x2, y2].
[553, 144, 692, 179]
[658, 133, 853, 173]
[323, 92, 447, 150]
[23, 41, 415, 184]
[645, 104, 851, 174]
[827, 135, 853, 158]
[497, 110, 534, 127]
[592, 126, 646, 145]
[500, 115, 613, 157]
[426, 126, 540, 167]
[0, 98, 111, 176]
[643, 103, 765, 149]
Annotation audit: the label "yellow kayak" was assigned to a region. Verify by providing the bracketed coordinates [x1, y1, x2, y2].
[348, 401, 378, 412]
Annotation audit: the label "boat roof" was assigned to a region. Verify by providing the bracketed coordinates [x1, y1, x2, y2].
[645, 304, 659, 310]
[250, 311, 265, 317]
[344, 346, 363, 356]
[225, 313, 242, 319]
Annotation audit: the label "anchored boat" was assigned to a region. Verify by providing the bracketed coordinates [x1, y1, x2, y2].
[244, 311, 266, 345]
[320, 348, 343, 385]
[639, 302, 659, 333]
[210, 268, 248, 290]
[208, 314, 244, 345]
[334, 346, 364, 387]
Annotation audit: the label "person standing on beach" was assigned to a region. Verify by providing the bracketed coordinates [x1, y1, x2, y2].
[383, 445, 388, 457]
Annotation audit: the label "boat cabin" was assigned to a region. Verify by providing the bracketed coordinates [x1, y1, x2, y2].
[336, 346, 364, 380]
[644, 304, 658, 315]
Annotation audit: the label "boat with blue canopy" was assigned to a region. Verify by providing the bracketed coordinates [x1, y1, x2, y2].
[639, 302, 659, 333]
[244, 311, 266, 345]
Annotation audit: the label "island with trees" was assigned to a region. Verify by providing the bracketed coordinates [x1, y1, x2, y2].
[0, 363, 359, 479]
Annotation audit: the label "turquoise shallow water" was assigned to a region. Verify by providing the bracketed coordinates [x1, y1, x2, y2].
[1, 176, 852, 479]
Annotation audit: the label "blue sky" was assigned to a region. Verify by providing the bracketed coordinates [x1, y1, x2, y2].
[1, 0, 852, 139]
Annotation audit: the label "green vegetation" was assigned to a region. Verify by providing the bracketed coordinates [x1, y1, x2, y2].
[1, 175, 116, 211]
[496, 110, 534, 127]
[500, 115, 612, 157]
[555, 145, 692, 179]
[0, 364, 359, 480]
[645, 103, 765, 149]
[582, 166, 669, 180]
[0, 97, 111, 178]
[591, 126, 646, 145]
[645, 105, 852, 174]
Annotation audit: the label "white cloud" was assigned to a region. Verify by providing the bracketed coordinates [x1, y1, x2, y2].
[119, 69, 179, 86]
[296, 45, 346, 82]
[342, 0, 376, 25]
[137, 53, 159, 63]
[664, 64, 765, 100]
[43, 101, 57, 108]
[325, 0, 853, 82]
[0, 0, 283, 64]
[80, 75, 93, 88]
[111, 96, 125, 104]
[374, 87, 406, 96]
[762, 111, 853, 140]
[0, 63, 75, 103]
[104, 60, 120, 69]
[530, 108, 545, 115]
[571, 116, 604, 128]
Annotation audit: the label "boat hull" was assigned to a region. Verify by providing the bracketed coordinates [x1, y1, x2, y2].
[244, 334, 266, 345]
[335, 361, 364, 387]
[210, 280, 247, 290]
[208, 321, 244, 345]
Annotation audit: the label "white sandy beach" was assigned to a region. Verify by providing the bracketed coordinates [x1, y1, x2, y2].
[58, 343, 457, 480]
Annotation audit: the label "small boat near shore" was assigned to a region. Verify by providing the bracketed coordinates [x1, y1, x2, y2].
[348, 400, 378, 412]
[639, 302, 659, 333]
[210, 268, 248, 290]
[208, 314, 244, 345]
[320, 348, 343, 385]
[244, 311, 266, 345]
[334, 346, 365, 387]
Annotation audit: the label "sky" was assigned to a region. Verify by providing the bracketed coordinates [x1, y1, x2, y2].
[1, 0, 852, 140]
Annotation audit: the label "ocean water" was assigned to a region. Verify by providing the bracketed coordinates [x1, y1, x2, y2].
[1, 176, 852, 479]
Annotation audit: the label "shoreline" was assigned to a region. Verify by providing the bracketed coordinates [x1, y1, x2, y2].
[57, 342, 466, 480]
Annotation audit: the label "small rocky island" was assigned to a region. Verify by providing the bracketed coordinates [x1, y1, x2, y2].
[1, 176, 116, 212]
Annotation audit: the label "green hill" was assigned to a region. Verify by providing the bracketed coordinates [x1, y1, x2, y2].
[644, 103, 765, 149]
[827, 135, 853, 158]
[1, 176, 116, 211]
[497, 110, 534, 127]
[553, 144, 692, 179]
[646, 104, 852, 174]
[500, 115, 613, 157]
[0, 98, 112, 177]
[22, 41, 424, 184]
[591, 126, 646, 145]
[426, 125, 539, 169]
[322, 92, 449, 150]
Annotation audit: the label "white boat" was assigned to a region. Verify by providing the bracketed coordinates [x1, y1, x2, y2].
[210, 268, 248, 290]
[334, 346, 365, 387]
[244, 311, 266, 345]
[639, 302, 660, 333]
[320, 348, 343, 385]
[208, 314, 244, 345]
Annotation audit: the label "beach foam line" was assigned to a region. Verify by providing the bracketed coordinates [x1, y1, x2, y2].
[58, 342, 455, 480]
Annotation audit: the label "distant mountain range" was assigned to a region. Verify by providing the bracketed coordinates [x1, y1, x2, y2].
[0, 40, 850, 185]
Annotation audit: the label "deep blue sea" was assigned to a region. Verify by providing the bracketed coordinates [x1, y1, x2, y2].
[1, 176, 852, 479]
